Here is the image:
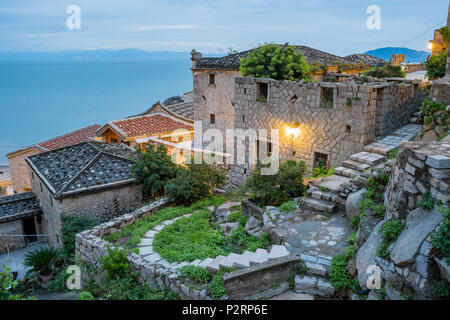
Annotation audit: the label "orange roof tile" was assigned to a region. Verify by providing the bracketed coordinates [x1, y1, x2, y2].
[111, 114, 192, 137]
[37, 124, 101, 150]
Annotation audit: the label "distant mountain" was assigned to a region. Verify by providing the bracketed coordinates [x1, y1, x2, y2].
[364, 47, 429, 64]
[0, 50, 225, 61]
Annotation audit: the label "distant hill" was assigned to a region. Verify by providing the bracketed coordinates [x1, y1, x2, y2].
[0, 50, 225, 61]
[364, 47, 429, 64]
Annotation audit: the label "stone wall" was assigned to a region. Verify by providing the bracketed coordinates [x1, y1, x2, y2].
[374, 83, 423, 137]
[385, 141, 449, 220]
[193, 69, 240, 147]
[0, 220, 26, 254]
[8, 147, 42, 193]
[29, 164, 144, 247]
[75, 198, 213, 300]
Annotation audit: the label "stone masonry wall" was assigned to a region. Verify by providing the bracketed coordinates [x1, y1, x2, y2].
[75, 198, 213, 300]
[0, 220, 26, 254]
[8, 148, 42, 193]
[385, 141, 449, 220]
[193, 69, 240, 147]
[229, 77, 379, 186]
[374, 83, 423, 137]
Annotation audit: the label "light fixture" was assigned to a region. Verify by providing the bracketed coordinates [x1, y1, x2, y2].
[286, 121, 301, 139]
[428, 41, 433, 51]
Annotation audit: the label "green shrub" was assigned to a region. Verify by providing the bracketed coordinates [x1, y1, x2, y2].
[431, 206, 450, 257]
[380, 220, 405, 242]
[329, 249, 360, 292]
[376, 241, 391, 259]
[372, 204, 386, 218]
[77, 292, 95, 300]
[421, 191, 435, 210]
[24, 247, 58, 276]
[279, 201, 297, 213]
[359, 198, 373, 213]
[245, 159, 306, 206]
[1, 264, 22, 300]
[179, 266, 212, 284]
[130, 144, 178, 197]
[227, 210, 248, 227]
[240, 43, 312, 82]
[388, 148, 398, 159]
[61, 215, 98, 257]
[426, 51, 447, 80]
[347, 232, 356, 246]
[312, 165, 327, 178]
[48, 268, 74, 293]
[350, 215, 362, 230]
[165, 163, 226, 205]
[99, 246, 130, 279]
[434, 281, 450, 298]
[363, 63, 405, 79]
[208, 268, 236, 300]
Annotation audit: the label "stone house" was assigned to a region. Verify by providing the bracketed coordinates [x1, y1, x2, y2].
[96, 111, 194, 151]
[190, 45, 372, 148]
[229, 76, 423, 187]
[25, 141, 143, 247]
[0, 192, 41, 254]
[6, 124, 100, 194]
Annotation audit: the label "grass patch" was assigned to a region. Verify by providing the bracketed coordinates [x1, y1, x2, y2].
[279, 200, 297, 213]
[376, 220, 405, 259]
[179, 266, 212, 284]
[329, 245, 360, 293]
[105, 195, 226, 249]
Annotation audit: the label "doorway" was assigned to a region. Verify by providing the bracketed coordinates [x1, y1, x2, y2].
[23, 217, 38, 244]
[313, 152, 328, 169]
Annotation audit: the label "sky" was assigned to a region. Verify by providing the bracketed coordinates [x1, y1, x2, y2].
[0, 0, 448, 56]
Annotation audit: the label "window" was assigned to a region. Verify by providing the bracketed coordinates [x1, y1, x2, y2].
[256, 82, 268, 103]
[321, 87, 334, 108]
[346, 125, 352, 133]
[210, 114, 215, 124]
[49, 195, 53, 207]
[256, 140, 272, 158]
[40, 182, 43, 192]
[314, 152, 328, 169]
[110, 138, 119, 144]
[31, 172, 34, 180]
[244, 88, 247, 95]
[209, 74, 215, 85]
[242, 115, 245, 123]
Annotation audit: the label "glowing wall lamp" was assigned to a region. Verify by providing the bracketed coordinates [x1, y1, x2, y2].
[286, 122, 301, 139]
[428, 41, 433, 51]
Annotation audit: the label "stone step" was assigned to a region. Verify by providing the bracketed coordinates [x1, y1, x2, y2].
[305, 261, 328, 277]
[409, 117, 418, 124]
[299, 197, 336, 213]
[334, 166, 360, 178]
[294, 275, 335, 297]
[218, 253, 241, 269]
[268, 245, 290, 260]
[309, 174, 351, 193]
[198, 258, 214, 268]
[413, 111, 421, 117]
[364, 143, 397, 156]
[206, 255, 226, 273]
[307, 186, 340, 203]
[349, 151, 385, 166]
[342, 159, 371, 172]
[232, 251, 253, 268]
[249, 248, 270, 265]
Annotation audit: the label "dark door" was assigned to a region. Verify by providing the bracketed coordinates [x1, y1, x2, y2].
[23, 217, 37, 244]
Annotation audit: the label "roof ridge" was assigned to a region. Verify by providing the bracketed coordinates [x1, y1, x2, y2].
[35, 124, 100, 148]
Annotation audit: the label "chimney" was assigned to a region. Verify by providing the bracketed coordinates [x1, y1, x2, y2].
[191, 49, 202, 69]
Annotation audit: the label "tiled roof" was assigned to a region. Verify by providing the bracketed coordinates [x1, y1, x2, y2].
[345, 54, 388, 67]
[6, 124, 100, 158]
[0, 192, 40, 223]
[26, 142, 135, 198]
[193, 45, 360, 71]
[110, 114, 193, 138]
[165, 101, 194, 120]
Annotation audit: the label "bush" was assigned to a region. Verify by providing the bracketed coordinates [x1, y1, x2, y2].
[61, 215, 98, 257]
[130, 144, 178, 197]
[426, 51, 447, 80]
[1, 264, 22, 300]
[329, 248, 360, 292]
[240, 44, 312, 82]
[421, 191, 435, 210]
[165, 163, 226, 205]
[48, 268, 74, 293]
[279, 201, 297, 213]
[377, 220, 405, 259]
[227, 210, 248, 227]
[179, 266, 212, 284]
[245, 160, 306, 206]
[99, 246, 130, 279]
[431, 206, 450, 257]
[24, 247, 58, 276]
[363, 63, 405, 79]
[77, 292, 95, 300]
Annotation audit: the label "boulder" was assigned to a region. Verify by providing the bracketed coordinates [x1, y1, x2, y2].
[219, 222, 240, 236]
[433, 257, 450, 283]
[356, 214, 380, 250]
[367, 290, 382, 300]
[346, 188, 366, 221]
[391, 208, 444, 266]
[356, 221, 386, 288]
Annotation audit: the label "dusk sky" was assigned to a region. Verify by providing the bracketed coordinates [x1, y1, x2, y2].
[0, 0, 448, 56]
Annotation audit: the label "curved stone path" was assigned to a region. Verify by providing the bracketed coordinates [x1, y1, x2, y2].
[137, 204, 290, 273]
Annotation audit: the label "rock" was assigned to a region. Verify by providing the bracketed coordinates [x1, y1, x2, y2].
[386, 285, 406, 300]
[433, 256, 450, 283]
[347, 259, 357, 277]
[294, 275, 317, 293]
[268, 245, 290, 260]
[367, 290, 382, 300]
[346, 188, 366, 221]
[356, 214, 380, 250]
[317, 279, 335, 296]
[421, 130, 437, 142]
[219, 222, 240, 236]
[391, 208, 444, 266]
[245, 216, 263, 236]
[356, 221, 386, 288]
[426, 154, 450, 169]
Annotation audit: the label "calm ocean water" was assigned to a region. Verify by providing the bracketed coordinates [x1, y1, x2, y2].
[0, 59, 192, 165]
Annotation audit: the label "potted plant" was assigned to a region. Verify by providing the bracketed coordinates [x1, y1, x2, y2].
[24, 247, 57, 283]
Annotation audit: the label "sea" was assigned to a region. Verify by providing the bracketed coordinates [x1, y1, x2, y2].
[0, 58, 193, 165]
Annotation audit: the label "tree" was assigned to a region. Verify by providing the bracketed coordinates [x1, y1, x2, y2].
[363, 63, 405, 79]
[130, 144, 178, 197]
[426, 51, 447, 80]
[240, 44, 312, 82]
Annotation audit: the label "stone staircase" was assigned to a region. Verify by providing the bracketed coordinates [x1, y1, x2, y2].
[294, 253, 335, 296]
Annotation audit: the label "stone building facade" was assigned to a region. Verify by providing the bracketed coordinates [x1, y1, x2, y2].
[26, 141, 144, 247]
[229, 77, 422, 187]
